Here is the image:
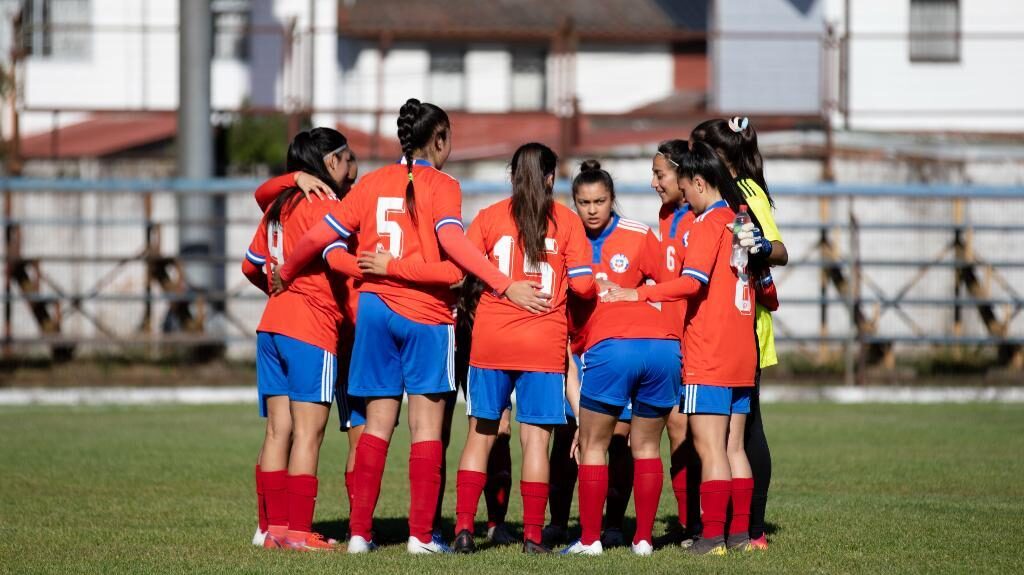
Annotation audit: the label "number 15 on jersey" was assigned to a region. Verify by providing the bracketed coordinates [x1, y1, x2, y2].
[493, 235, 556, 295]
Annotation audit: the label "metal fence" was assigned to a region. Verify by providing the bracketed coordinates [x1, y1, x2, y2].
[3, 178, 1022, 377]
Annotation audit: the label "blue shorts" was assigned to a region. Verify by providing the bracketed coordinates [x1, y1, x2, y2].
[334, 345, 366, 430]
[568, 354, 632, 422]
[348, 293, 456, 397]
[681, 384, 752, 416]
[256, 332, 336, 417]
[468, 367, 566, 425]
[579, 339, 681, 419]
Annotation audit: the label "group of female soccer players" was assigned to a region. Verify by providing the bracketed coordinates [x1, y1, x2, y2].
[242, 98, 787, 557]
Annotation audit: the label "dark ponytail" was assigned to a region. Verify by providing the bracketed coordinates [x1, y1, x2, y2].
[510, 142, 558, 267]
[571, 159, 616, 205]
[691, 117, 774, 208]
[397, 98, 450, 223]
[267, 127, 347, 226]
[676, 141, 759, 229]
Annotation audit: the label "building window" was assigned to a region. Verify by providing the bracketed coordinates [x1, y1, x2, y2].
[429, 48, 465, 110]
[909, 0, 959, 63]
[213, 0, 249, 61]
[22, 0, 90, 59]
[511, 50, 546, 111]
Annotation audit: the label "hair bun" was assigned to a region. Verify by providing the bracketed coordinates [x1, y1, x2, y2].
[579, 159, 602, 173]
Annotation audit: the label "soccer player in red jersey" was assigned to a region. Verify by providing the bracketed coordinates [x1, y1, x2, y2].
[271, 100, 548, 554]
[652, 140, 703, 546]
[605, 141, 757, 555]
[559, 160, 680, 557]
[450, 143, 597, 554]
[241, 128, 354, 552]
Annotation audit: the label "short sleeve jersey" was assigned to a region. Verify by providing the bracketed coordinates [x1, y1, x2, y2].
[680, 201, 756, 387]
[322, 161, 463, 325]
[736, 177, 780, 369]
[246, 198, 344, 353]
[658, 203, 696, 338]
[468, 199, 593, 372]
[568, 215, 677, 355]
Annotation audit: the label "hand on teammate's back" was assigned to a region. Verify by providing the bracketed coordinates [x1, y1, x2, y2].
[602, 287, 638, 303]
[357, 251, 392, 276]
[503, 281, 551, 314]
[294, 172, 336, 202]
[270, 267, 287, 295]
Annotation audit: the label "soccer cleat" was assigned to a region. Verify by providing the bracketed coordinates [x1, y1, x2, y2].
[452, 529, 476, 554]
[522, 539, 552, 554]
[748, 534, 768, 550]
[727, 535, 752, 552]
[487, 522, 518, 546]
[541, 524, 569, 547]
[631, 540, 654, 556]
[263, 533, 284, 549]
[600, 528, 626, 548]
[686, 535, 726, 556]
[407, 535, 451, 554]
[347, 535, 377, 554]
[559, 539, 603, 556]
[653, 523, 687, 549]
[252, 527, 268, 547]
[285, 531, 337, 552]
[431, 531, 453, 553]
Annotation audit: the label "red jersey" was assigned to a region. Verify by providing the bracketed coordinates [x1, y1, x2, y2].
[468, 199, 593, 372]
[680, 200, 756, 387]
[659, 203, 695, 338]
[247, 198, 344, 353]
[324, 161, 463, 325]
[569, 215, 676, 355]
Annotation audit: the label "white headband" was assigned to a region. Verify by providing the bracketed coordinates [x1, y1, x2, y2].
[323, 144, 348, 163]
[656, 151, 679, 167]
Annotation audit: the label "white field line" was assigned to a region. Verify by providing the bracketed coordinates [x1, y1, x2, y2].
[0, 386, 1022, 406]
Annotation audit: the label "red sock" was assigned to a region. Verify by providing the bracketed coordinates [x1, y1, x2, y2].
[350, 434, 389, 540]
[700, 480, 732, 540]
[520, 481, 548, 545]
[345, 471, 355, 510]
[729, 477, 754, 537]
[455, 470, 487, 533]
[408, 440, 443, 543]
[255, 465, 268, 532]
[286, 474, 318, 536]
[632, 458, 663, 545]
[262, 469, 288, 536]
[671, 465, 688, 528]
[577, 465, 608, 546]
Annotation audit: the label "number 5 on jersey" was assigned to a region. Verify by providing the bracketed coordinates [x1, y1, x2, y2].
[376, 197, 404, 257]
[493, 235, 556, 294]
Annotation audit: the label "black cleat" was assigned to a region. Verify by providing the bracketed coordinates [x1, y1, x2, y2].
[541, 524, 568, 547]
[686, 535, 726, 556]
[726, 534, 752, 552]
[487, 523, 518, 546]
[600, 528, 626, 548]
[522, 539, 552, 554]
[452, 529, 476, 554]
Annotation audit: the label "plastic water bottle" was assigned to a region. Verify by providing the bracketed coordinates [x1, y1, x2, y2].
[731, 205, 750, 271]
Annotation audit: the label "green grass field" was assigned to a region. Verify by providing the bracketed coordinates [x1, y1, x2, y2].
[1, 402, 1021, 574]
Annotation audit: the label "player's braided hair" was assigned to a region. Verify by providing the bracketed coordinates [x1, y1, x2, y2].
[510, 142, 558, 268]
[397, 98, 450, 223]
[691, 117, 774, 208]
[267, 127, 347, 227]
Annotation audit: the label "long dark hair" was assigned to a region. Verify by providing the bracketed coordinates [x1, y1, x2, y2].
[691, 117, 773, 207]
[397, 98, 450, 222]
[572, 159, 615, 204]
[676, 141, 757, 228]
[510, 142, 558, 267]
[656, 138, 689, 169]
[267, 127, 347, 226]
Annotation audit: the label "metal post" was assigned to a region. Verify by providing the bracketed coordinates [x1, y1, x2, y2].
[177, 0, 224, 342]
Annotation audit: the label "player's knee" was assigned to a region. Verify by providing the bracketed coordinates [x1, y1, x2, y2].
[266, 417, 293, 443]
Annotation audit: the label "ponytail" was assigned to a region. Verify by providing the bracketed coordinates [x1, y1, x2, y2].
[691, 117, 774, 208]
[676, 141, 758, 228]
[397, 98, 451, 223]
[510, 142, 558, 267]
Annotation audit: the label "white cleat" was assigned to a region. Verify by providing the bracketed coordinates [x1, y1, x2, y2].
[631, 540, 654, 556]
[407, 535, 451, 554]
[252, 527, 267, 547]
[348, 535, 377, 554]
[559, 539, 603, 556]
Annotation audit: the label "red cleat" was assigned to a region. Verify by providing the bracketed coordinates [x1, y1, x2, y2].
[284, 531, 337, 552]
[749, 534, 769, 550]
